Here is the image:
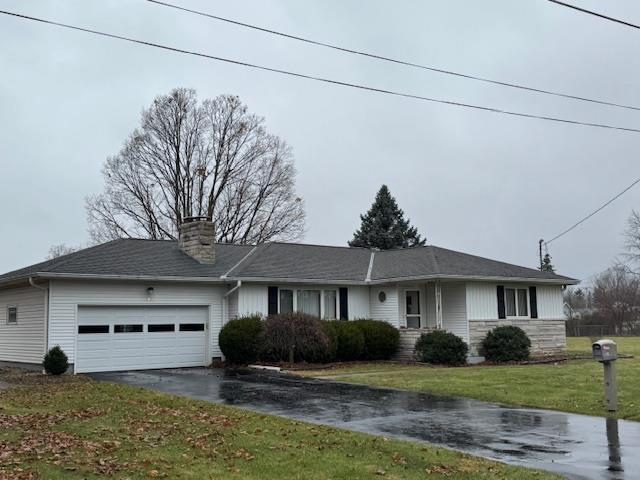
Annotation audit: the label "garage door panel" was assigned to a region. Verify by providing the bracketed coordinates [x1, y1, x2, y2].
[76, 306, 208, 373]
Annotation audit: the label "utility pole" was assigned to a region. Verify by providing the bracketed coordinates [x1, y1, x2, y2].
[538, 239, 544, 270]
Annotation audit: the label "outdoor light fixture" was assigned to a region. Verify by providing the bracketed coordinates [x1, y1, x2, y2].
[146, 286, 155, 301]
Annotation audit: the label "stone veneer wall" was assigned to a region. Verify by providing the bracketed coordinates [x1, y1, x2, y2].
[394, 329, 433, 361]
[468, 319, 566, 357]
[394, 320, 566, 361]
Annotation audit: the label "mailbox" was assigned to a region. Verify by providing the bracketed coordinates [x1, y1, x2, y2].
[592, 339, 618, 363]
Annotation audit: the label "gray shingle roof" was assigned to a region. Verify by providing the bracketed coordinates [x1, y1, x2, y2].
[228, 242, 372, 281]
[0, 239, 577, 285]
[0, 239, 254, 283]
[371, 246, 576, 282]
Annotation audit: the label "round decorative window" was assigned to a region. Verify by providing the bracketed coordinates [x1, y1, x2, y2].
[378, 291, 387, 303]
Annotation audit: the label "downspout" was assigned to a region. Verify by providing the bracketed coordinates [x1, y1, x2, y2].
[29, 277, 49, 361]
[224, 280, 242, 298]
[222, 280, 242, 325]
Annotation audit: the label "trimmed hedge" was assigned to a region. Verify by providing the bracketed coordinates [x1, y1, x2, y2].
[324, 320, 365, 361]
[260, 313, 330, 363]
[219, 315, 263, 364]
[43, 346, 69, 375]
[481, 325, 531, 362]
[414, 330, 468, 366]
[352, 319, 400, 360]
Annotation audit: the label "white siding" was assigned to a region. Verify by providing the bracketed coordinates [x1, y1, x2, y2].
[347, 285, 370, 319]
[466, 282, 565, 321]
[237, 284, 268, 316]
[466, 282, 498, 320]
[0, 285, 46, 363]
[537, 285, 564, 319]
[369, 286, 400, 327]
[442, 282, 467, 342]
[49, 280, 223, 364]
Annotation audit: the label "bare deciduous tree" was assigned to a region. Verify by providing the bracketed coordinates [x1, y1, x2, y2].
[624, 209, 640, 266]
[87, 89, 305, 244]
[592, 265, 640, 334]
[47, 243, 81, 259]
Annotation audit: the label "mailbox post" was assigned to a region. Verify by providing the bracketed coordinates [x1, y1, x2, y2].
[592, 339, 618, 411]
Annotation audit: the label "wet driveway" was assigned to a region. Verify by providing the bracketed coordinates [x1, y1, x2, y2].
[90, 368, 640, 480]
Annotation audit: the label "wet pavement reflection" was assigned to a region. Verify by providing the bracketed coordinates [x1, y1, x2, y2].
[91, 368, 640, 480]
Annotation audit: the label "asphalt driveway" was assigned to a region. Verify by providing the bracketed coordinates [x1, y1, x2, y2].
[91, 368, 640, 480]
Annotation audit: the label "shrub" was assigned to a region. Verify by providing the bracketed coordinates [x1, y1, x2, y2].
[43, 346, 69, 375]
[219, 314, 263, 364]
[414, 330, 468, 366]
[260, 313, 330, 363]
[481, 325, 531, 362]
[320, 321, 339, 362]
[352, 319, 400, 360]
[324, 321, 365, 361]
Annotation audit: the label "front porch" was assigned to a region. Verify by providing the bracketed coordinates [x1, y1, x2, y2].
[390, 280, 468, 361]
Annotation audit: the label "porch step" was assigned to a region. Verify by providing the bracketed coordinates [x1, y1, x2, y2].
[393, 329, 433, 361]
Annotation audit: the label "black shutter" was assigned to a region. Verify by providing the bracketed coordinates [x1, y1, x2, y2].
[497, 285, 506, 319]
[339, 287, 349, 320]
[268, 286, 278, 315]
[529, 286, 538, 319]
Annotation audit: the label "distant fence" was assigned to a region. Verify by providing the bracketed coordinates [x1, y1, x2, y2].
[566, 323, 640, 337]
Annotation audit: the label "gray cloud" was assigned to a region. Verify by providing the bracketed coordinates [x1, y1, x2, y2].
[1, 0, 639, 283]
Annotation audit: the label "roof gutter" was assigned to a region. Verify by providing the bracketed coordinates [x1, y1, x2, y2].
[367, 274, 579, 285]
[33, 272, 228, 283]
[5, 271, 577, 288]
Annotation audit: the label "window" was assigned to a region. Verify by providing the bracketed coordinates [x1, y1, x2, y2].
[405, 290, 421, 328]
[179, 323, 205, 332]
[279, 289, 294, 314]
[278, 288, 338, 319]
[323, 290, 337, 320]
[114, 324, 143, 333]
[505, 287, 528, 317]
[7, 306, 17, 324]
[297, 290, 321, 317]
[517, 289, 529, 317]
[78, 325, 109, 334]
[148, 324, 175, 332]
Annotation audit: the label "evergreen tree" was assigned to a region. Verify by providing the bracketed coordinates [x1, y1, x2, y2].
[541, 253, 555, 273]
[349, 185, 426, 249]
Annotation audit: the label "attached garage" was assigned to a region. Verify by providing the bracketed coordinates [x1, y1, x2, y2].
[75, 306, 209, 373]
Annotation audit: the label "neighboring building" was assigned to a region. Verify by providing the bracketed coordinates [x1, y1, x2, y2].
[0, 218, 577, 373]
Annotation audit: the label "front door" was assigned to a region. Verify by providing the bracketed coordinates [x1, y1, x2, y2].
[405, 290, 421, 328]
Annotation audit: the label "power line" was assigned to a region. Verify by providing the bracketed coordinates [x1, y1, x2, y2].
[146, 0, 640, 113]
[546, 177, 640, 245]
[3, 9, 640, 135]
[548, 0, 640, 30]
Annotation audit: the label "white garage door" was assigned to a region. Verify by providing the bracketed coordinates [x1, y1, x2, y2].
[76, 306, 208, 373]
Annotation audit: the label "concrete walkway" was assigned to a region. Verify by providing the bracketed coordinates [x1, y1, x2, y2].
[91, 368, 640, 480]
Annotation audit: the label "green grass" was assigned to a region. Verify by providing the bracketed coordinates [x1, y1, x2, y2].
[297, 337, 640, 421]
[0, 369, 558, 480]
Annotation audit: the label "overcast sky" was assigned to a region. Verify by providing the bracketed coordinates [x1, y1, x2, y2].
[1, 0, 639, 283]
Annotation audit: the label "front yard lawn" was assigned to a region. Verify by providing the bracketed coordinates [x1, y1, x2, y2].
[0, 369, 557, 479]
[297, 337, 640, 421]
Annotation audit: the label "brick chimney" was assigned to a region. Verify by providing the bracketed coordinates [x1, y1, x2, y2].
[179, 216, 216, 264]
